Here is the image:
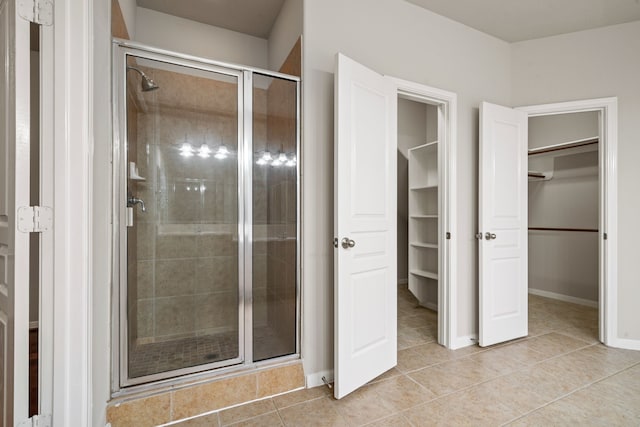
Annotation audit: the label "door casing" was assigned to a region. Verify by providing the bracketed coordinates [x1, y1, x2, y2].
[517, 97, 618, 347]
[389, 78, 457, 350]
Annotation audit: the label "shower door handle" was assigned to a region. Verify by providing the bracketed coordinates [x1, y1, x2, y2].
[128, 195, 146, 212]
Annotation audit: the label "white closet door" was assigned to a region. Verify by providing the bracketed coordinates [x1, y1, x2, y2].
[334, 53, 397, 399]
[0, 0, 31, 425]
[479, 102, 528, 347]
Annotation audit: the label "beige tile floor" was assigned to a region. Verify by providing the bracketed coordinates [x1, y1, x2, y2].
[169, 285, 640, 426]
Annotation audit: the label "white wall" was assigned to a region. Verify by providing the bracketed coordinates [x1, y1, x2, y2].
[117, 0, 137, 39]
[302, 0, 512, 383]
[135, 7, 269, 69]
[512, 21, 640, 342]
[268, 0, 303, 71]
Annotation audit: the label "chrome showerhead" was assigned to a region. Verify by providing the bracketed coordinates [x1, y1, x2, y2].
[127, 66, 160, 92]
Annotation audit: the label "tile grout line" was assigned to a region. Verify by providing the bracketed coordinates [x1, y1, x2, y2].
[499, 358, 640, 426]
[390, 339, 603, 419]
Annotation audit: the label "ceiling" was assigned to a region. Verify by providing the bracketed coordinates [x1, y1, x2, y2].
[136, 0, 285, 38]
[405, 0, 640, 42]
[136, 0, 640, 42]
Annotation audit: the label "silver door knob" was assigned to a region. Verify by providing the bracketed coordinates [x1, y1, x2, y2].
[485, 232, 496, 240]
[341, 237, 356, 249]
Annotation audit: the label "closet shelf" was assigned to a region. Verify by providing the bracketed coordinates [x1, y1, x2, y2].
[529, 227, 598, 233]
[410, 184, 438, 191]
[528, 171, 552, 181]
[410, 242, 438, 249]
[410, 214, 438, 219]
[528, 136, 598, 156]
[409, 141, 438, 152]
[410, 269, 439, 280]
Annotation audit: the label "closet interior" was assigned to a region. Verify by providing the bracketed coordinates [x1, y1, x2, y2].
[527, 111, 600, 335]
[398, 96, 440, 331]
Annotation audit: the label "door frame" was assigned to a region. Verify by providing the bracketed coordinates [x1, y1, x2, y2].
[516, 97, 618, 347]
[111, 39, 303, 392]
[388, 77, 457, 349]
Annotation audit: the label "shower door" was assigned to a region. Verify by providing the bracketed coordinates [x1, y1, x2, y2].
[115, 49, 245, 386]
[113, 42, 300, 388]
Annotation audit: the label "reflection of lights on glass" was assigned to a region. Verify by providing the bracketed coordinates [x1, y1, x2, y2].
[180, 143, 194, 157]
[198, 144, 212, 158]
[271, 152, 287, 167]
[215, 145, 229, 160]
[200, 185, 206, 193]
[286, 154, 297, 167]
[186, 185, 191, 191]
[256, 151, 273, 165]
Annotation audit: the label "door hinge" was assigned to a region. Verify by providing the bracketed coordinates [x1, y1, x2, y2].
[18, 0, 53, 26]
[446, 232, 451, 240]
[603, 232, 608, 240]
[17, 206, 53, 233]
[333, 237, 339, 248]
[18, 414, 52, 427]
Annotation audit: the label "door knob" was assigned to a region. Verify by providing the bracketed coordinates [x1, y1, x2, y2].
[485, 232, 496, 240]
[341, 237, 356, 249]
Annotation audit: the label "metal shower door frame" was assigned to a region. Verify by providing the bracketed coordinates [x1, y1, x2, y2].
[111, 40, 302, 393]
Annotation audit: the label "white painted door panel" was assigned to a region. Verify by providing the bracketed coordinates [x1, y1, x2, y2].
[479, 102, 527, 347]
[0, 0, 31, 425]
[334, 53, 397, 399]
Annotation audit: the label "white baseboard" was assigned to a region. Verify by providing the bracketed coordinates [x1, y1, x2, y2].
[306, 370, 334, 388]
[422, 301, 438, 312]
[397, 278, 408, 285]
[449, 334, 478, 350]
[608, 337, 640, 351]
[528, 288, 598, 308]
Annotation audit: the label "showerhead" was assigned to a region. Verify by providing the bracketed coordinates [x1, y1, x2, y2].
[126, 66, 160, 92]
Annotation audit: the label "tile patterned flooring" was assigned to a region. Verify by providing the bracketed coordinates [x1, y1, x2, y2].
[169, 285, 640, 426]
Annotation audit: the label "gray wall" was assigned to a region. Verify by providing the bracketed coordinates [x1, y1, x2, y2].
[529, 114, 599, 303]
[302, 0, 512, 382]
[512, 21, 640, 341]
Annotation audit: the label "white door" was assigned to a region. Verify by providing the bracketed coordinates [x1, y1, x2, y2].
[0, 0, 31, 425]
[478, 102, 528, 347]
[334, 53, 397, 399]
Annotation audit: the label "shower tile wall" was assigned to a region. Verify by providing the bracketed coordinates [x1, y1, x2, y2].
[128, 65, 255, 346]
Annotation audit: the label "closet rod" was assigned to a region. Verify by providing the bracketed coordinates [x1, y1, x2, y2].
[528, 137, 598, 155]
[529, 227, 598, 233]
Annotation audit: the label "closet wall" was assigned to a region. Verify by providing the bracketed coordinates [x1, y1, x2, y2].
[528, 111, 599, 305]
[397, 99, 437, 284]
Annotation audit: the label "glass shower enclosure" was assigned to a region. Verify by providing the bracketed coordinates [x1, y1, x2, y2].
[112, 41, 300, 388]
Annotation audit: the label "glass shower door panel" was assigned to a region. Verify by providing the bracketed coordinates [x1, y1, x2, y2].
[252, 74, 298, 361]
[125, 56, 241, 379]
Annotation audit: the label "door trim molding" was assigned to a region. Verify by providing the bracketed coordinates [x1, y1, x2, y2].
[388, 77, 457, 349]
[517, 97, 618, 348]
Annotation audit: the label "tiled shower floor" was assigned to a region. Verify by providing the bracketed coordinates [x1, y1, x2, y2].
[129, 331, 239, 378]
[129, 326, 295, 378]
